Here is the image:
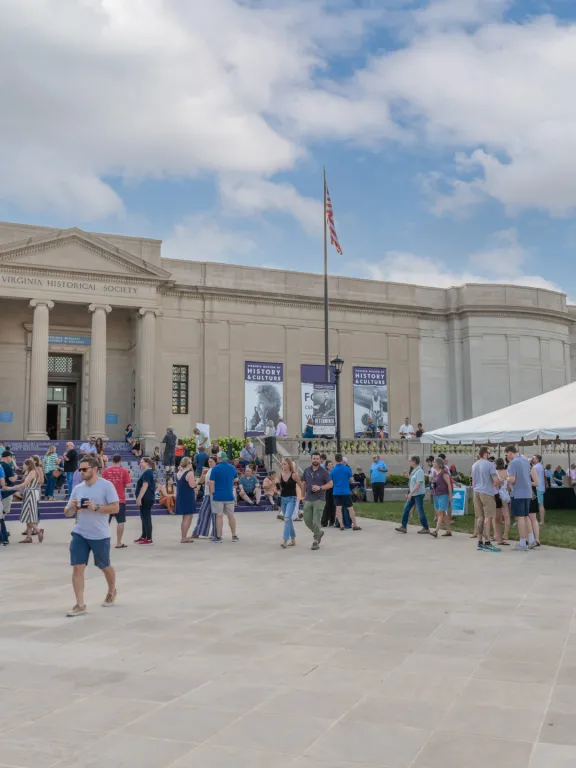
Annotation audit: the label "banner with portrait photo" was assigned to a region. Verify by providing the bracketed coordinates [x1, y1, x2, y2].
[244, 362, 283, 436]
[300, 364, 335, 433]
[353, 366, 388, 437]
[312, 383, 336, 436]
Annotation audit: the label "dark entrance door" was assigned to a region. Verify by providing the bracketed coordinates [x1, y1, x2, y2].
[46, 384, 77, 440]
[46, 354, 82, 440]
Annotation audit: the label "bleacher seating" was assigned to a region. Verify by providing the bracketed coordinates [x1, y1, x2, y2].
[3, 440, 274, 522]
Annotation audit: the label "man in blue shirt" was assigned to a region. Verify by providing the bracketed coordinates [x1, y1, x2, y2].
[330, 454, 362, 531]
[209, 452, 239, 542]
[194, 450, 209, 476]
[238, 466, 261, 505]
[370, 455, 388, 503]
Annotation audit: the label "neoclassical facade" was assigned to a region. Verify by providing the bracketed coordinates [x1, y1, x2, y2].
[0, 219, 573, 447]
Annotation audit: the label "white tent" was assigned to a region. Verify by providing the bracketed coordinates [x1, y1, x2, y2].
[421, 381, 576, 445]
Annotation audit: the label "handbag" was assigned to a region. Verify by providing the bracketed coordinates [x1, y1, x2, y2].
[52, 468, 62, 478]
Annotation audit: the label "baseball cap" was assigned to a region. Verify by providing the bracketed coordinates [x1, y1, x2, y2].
[218, 451, 228, 460]
[1, 450, 13, 458]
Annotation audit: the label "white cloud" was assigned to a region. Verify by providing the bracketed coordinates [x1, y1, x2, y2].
[162, 215, 257, 263]
[3, 0, 576, 231]
[0, 0, 376, 221]
[349, 228, 563, 293]
[219, 177, 324, 236]
[348, 12, 576, 216]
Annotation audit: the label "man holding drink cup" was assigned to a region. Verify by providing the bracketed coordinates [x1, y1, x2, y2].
[64, 456, 120, 617]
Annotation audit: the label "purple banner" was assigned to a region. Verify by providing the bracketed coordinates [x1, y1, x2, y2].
[301, 364, 335, 432]
[244, 362, 284, 436]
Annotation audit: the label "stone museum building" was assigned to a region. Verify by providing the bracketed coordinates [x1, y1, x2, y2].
[0, 219, 573, 445]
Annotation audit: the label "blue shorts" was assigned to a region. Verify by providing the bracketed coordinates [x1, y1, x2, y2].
[333, 494, 353, 508]
[433, 494, 450, 512]
[511, 498, 531, 518]
[70, 532, 111, 569]
[537, 489, 544, 505]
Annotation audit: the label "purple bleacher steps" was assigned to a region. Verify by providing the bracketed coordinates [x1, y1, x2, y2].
[3, 440, 275, 521]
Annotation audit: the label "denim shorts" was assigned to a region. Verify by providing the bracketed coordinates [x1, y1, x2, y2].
[333, 494, 353, 508]
[433, 494, 449, 512]
[536, 489, 544, 505]
[70, 532, 111, 569]
[511, 498, 531, 518]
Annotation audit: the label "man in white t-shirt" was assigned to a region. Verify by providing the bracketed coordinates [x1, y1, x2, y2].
[64, 455, 119, 617]
[398, 418, 415, 438]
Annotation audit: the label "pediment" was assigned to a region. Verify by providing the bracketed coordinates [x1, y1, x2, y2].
[0, 228, 171, 281]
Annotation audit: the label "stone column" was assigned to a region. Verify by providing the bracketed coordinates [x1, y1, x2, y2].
[88, 304, 111, 439]
[26, 299, 54, 439]
[138, 308, 159, 449]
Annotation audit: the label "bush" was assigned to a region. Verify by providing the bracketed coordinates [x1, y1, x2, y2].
[383, 474, 409, 488]
[180, 436, 246, 460]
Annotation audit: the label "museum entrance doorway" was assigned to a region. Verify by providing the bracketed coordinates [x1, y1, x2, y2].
[46, 354, 82, 440]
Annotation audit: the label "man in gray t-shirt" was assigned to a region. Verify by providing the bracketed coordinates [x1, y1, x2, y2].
[301, 452, 332, 550]
[64, 456, 120, 617]
[506, 445, 538, 551]
[471, 448, 501, 551]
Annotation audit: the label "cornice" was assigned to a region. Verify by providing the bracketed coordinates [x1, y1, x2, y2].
[0, 262, 169, 287]
[0, 233, 171, 282]
[157, 285, 575, 325]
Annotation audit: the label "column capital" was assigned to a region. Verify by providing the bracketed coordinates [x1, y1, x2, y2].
[29, 299, 54, 310]
[88, 304, 112, 313]
[138, 307, 161, 317]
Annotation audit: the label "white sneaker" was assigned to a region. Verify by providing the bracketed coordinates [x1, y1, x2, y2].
[67, 604, 87, 617]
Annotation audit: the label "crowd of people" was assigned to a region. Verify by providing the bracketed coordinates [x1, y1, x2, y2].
[3, 420, 574, 617]
[393, 447, 556, 553]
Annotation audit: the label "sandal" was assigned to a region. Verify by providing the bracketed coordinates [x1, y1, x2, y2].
[442, 531, 452, 537]
[281, 543, 288, 549]
[115, 544, 128, 549]
[180, 539, 194, 544]
[352, 525, 362, 531]
[19, 537, 33, 544]
[429, 530, 438, 538]
[38, 529, 44, 543]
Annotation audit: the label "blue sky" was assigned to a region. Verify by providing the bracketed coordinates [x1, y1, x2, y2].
[2, 0, 576, 296]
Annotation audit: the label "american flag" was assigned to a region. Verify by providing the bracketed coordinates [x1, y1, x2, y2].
[325, 184, 343, 255]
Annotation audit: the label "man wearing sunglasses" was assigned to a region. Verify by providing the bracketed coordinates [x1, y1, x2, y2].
[64, 456, 119, 617]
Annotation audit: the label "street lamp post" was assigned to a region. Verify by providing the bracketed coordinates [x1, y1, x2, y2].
[330, 355, 344, 453]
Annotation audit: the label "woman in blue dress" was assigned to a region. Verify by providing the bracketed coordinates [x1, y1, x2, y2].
[175, 457, 197, 543]
[192, 456, 216, 539]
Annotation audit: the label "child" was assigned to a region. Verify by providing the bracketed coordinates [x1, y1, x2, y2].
[263, 471, 280, 510]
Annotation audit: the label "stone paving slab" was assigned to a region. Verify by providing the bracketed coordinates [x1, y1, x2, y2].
[1, 514, 576, 767]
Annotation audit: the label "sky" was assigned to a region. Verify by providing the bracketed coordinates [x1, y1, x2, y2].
[1, 0, 576, 297]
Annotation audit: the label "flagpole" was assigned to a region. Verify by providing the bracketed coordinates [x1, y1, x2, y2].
[323, 167, 329, 383]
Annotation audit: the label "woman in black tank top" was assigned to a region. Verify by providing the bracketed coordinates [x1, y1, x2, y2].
[280, 459, 301, 548]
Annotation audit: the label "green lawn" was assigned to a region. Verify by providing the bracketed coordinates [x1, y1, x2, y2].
[356, 501, 576, 550]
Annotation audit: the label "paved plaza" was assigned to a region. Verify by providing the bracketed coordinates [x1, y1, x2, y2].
[2, 514, 576, 767]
